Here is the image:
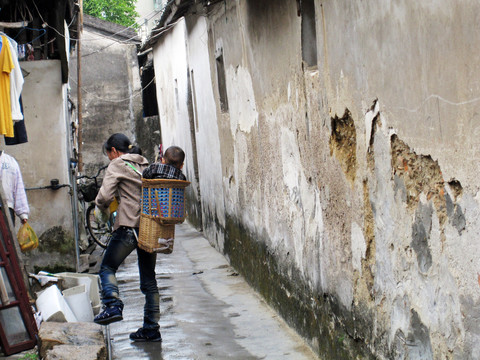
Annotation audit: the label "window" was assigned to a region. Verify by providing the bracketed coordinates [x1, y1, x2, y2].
[189, 69, 199, 131]
[174, 79, 180, 111]
[301, 0, 318, 67]
[216, 52, 229, 113]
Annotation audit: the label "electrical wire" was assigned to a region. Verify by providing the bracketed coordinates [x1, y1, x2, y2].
[30, 0, 169, 45]
[70, 76, 156, 103]
[26, 0, 177, 102]
[80, 31, 142, 57]
[83, 7, 162, 40]
[143, 16, 185, 44]
[30, 0, 66, 39]
[80, 2, 180, 58]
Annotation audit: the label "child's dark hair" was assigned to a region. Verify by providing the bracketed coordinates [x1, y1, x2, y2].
[103, 133, 142, 155]
[164, 146, 185, 168]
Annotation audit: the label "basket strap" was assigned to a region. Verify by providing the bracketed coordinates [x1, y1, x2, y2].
[123, 160, 142, 176]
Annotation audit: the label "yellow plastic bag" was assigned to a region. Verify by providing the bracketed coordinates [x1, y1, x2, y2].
[17, 222, 39, 252]
[109, 198, 118, 213]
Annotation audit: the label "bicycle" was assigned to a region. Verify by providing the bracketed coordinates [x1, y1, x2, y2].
[76, 165, 116, 249]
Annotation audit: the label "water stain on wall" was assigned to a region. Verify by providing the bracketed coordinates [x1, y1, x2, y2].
[446, 179, 466, 235]
[390, 134, 467, 268]
[362, 180, 376, 298]
[222, 214, 374, 359]
[411, 202, 433, 273]
[406, 309, 434, 359]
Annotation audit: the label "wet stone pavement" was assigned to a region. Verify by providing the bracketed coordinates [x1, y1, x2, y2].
[106, 223, 317, 360]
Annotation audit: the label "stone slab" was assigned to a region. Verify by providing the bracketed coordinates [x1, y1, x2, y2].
[45, 344, 106, 360]
[38, 322, 105, 359]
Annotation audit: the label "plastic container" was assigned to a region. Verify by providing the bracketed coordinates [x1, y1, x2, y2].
[54, 272, 101, 315]
[36, 285, 77, 322]
[62, 284, 94, 322]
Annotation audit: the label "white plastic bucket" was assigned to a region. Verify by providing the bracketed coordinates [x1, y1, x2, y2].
[54, 272, 101, 314]
[62, 284, 94, 322]
[36, 285, 77, 322]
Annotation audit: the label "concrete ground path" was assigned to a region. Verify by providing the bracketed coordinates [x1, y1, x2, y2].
[108, 223, 318, 360]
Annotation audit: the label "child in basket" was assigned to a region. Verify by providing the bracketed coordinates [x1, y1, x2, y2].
[142, 146, 187, 252]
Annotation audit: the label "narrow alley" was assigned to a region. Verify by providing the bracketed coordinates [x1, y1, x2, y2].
[1, 1, 479, 358]
[107, 223, 317, 360]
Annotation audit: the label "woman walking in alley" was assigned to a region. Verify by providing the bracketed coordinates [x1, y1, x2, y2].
[93, 133, 162, 342]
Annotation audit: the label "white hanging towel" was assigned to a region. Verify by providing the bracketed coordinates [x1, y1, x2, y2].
[6, 36, 24, 121]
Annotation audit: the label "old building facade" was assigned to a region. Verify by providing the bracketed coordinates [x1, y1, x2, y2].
[145, 1, 480, 358]
[0, 0, 79, 272]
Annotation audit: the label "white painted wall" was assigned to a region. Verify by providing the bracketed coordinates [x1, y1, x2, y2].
[151, 1, 480, 358]
[153, 17, 225, 245]
[184, 16, 226, 247]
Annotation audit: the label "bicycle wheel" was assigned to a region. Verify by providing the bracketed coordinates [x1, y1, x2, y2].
[86, 204, 112, 249]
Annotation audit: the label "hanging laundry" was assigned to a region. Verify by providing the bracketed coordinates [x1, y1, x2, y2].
[0, 35, 14, 138]
[7, 36, 24, 121]
[5, 96, 28, 145]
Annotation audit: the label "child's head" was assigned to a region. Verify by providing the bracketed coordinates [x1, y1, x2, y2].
[163, 146, 185, 169]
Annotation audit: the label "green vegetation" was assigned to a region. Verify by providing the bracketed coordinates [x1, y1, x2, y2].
[83, 0, 139, 28]
[19, 352, 38, 360]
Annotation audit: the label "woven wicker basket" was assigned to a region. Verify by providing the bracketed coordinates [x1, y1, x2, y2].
[138, 178, 190, 253]
[138, 215, 175, 253]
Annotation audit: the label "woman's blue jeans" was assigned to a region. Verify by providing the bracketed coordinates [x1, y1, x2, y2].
[99, 226, 159, 330]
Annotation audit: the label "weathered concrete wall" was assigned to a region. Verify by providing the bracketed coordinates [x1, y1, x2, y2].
[1, 60, 75, 272]
[152, 19, 203, 230]
[69, 23, 145, 175]
[152, 1, 480, 358]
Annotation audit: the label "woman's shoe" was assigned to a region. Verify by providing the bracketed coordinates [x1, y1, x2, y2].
[94, 305, 123, 325]
[129, 327, 162, 342]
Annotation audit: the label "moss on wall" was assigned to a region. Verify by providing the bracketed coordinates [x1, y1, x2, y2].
[39, 226, 74, 254]
[222, 213, 375, 359]
[23, 226, 76, 274]
[33, 264, 75, 274]
[186, 190, 203, 230]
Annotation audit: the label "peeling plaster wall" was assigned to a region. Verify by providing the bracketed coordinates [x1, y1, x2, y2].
[1, 61, 75, 272]
[152, 0, 480, 358]
[70, 26, 143, 174]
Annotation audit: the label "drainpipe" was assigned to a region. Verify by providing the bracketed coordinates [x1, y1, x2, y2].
[71, 169, 80, 273]
[65, 99, 81, 273]
[77, 0, 83, 173]
[74, 0, 84, 271]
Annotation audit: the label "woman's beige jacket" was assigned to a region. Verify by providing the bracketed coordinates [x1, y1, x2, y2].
[95, 153, 148, 230]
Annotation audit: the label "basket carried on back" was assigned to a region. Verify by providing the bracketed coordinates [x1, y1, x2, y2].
[138, 178, 190, 253]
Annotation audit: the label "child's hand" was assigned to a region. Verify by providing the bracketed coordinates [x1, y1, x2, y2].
[94, 206, 110, 224]
[156, 238, 174, 254]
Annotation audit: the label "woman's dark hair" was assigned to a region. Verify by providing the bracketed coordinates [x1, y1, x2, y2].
[103, 133, 142, 155]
